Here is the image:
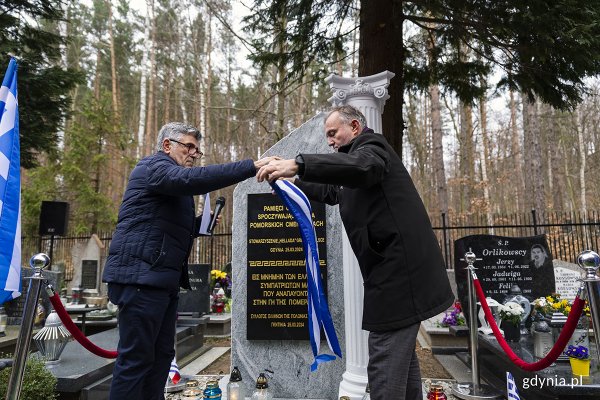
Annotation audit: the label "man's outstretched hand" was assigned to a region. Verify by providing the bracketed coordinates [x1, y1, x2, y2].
[256, 159, 298, 182]
[253, 156, 281, 170]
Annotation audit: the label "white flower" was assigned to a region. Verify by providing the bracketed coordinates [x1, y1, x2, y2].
[533, 297, 548, 307]
[499, 301, 524, 316]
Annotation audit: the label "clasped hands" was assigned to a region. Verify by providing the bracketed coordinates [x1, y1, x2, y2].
[255, 156, 298, 183]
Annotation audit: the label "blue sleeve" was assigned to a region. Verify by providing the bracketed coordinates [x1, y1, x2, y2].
[146, 157, 256, 195]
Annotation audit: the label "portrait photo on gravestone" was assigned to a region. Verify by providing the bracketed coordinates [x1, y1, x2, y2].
[454, 234, 555, 326]
[246, 193, 327, 340]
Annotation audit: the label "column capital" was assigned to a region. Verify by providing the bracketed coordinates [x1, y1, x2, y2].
[325, 71, 395, 112]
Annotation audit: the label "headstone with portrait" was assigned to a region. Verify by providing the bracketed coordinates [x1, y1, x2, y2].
[454, 234, 555, 325]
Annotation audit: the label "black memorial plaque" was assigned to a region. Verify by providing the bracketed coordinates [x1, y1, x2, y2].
[81, 260, 98, 289]
[247, 193, 327, 340]
[454, 234, 555, 324]
[178, 263, 210, 315]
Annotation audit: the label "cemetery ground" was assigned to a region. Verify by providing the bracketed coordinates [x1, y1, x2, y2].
[198, 337, 452, 379]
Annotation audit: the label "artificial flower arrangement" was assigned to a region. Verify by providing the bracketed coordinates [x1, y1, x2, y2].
[533, 293, 591, 318]
[211, 269, 231, 290]
[210, 269, 232, 313]
[498, 301, 524, 325]
[439, 300, 466, 327]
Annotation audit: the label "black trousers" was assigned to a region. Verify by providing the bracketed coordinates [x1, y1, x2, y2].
[108, 283, 179, 400]
[368, 322, 422, 400]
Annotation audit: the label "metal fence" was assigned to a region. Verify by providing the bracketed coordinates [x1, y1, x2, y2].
[22, 232, 233, 283]
[22, 210, 600, 283]
[433, 210, 600, 269]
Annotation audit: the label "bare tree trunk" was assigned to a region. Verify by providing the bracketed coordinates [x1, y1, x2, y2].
[575, 111, 587, 211]
[509, 91, 524, 212]
[275, 8, 288, 140]
[479, 92, 493, 227]
[137, 5, 150, 158]
[106, 0, 123, 205]
[429, 84, 447, 214]
[359, 0, 404, 155]
[205, 12, 213, 151]
[144, 0, 157, 157]
[458, 101, 474, 213]
[522, 95, 545, 216]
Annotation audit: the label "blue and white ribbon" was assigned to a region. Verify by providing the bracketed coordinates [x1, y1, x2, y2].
[0, 58, 21, 304]
[271, 180, 342, 371]
[506, 371, 521, 400]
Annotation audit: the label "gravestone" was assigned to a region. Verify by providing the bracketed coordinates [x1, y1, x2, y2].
[552, 260, 582, 301]
[178, 263, 210, 316]
[71, 234, 104, 297]
[4, 268, 62, 325]
[231, 113, 346, 400]
[454, 234, 555, 324]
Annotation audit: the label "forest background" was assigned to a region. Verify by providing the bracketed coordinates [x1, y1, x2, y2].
[3, 0, 600, 244]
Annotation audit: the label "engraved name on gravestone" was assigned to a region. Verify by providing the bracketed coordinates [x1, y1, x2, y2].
[553, 262, 582, 301]
[247, 193, 327, 340]
[178, 263, 210, 315]
[454, 234, 555, 324]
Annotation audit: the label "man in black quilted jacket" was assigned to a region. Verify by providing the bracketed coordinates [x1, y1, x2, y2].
[257, 106, 453, 400]
[103, 122, 276, 399]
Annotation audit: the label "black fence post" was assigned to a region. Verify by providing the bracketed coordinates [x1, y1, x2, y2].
[210, 235, 215, 268]
[531, 209, 538, 235]
[442, 212, 450, 269]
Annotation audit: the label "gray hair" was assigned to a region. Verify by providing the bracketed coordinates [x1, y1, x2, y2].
[326, 105, 367, 130]
[156, 122, 202, 152]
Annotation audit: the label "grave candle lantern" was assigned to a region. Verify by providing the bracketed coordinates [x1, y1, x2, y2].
[227, 366, 245, 400]
[33, 310, 72, 364]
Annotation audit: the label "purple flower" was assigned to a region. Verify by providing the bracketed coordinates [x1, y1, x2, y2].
[564, 345, 589, 360]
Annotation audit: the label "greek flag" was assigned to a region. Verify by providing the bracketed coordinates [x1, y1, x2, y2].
[271, 180, 342, 371]
[168, 357, 181, 384]
[0, 58, 21, 304]
[507, 371, 521, 400]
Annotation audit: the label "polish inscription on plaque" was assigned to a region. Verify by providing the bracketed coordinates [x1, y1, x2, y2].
[454, 234, 555, 323]
[178, 263, 210, 315]
[247, 193, 327, 340]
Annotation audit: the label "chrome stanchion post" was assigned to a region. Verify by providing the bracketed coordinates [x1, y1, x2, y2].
[452, 249, 502, 400]
[577, 250, 600, 365]
[5, 253, 51, 400]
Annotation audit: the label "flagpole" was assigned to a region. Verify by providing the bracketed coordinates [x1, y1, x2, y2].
[5, 253, 51, 400]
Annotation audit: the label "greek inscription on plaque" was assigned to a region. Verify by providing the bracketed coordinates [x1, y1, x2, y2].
[247, 193, 327, 340]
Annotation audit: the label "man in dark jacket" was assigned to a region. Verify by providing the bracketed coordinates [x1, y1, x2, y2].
[257, 106, 454, 400]
[103, 122, 276, 400]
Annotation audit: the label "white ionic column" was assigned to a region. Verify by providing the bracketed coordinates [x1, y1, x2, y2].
[325, 71, 395, 399]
